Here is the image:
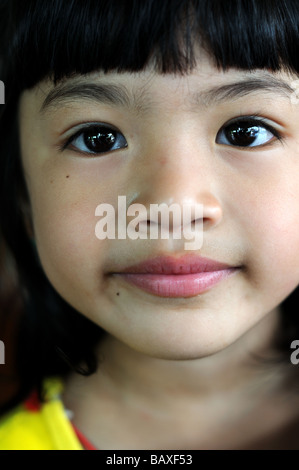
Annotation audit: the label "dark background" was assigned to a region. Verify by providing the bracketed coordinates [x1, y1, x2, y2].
[0, 240, 21, 409]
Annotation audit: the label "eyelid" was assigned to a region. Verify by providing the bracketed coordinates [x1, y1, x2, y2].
[59, 122, 128, 155]
[222, 115, 282, 135]
[60, 122, 119, 149]
[216, 114, 285, 148]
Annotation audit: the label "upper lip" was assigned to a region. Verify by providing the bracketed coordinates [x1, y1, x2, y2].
[116, 255, 236, 275]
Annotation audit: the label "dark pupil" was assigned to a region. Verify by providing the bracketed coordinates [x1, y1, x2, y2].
[225, 122, 259, 147]
[84, 127, 116, 152]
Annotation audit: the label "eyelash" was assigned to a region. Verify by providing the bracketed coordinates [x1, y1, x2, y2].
[60, 123, 128, 156]
[216, 115, 283, 149]
[60, 115, 283, 157]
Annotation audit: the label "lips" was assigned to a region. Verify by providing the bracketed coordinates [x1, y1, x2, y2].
[113, 255, 239, 298]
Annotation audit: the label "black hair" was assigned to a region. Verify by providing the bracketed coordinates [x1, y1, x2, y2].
[1, 0, 299, 413]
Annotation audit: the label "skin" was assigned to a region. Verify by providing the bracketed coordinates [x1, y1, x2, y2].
[19, 50, 299, 448]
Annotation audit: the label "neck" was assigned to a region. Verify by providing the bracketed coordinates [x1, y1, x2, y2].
[62, 307, 297, 450]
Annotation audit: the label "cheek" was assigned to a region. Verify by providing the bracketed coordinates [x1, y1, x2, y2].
[237, 172, 299, 298]
[32, 189, 105, 300]
[24, 157, 124, 301]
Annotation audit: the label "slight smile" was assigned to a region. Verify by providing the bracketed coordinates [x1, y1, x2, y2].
[112, 255, 240, 298]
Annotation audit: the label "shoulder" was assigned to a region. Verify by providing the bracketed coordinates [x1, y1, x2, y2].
[0, 378, 83, 450]
[0, 403, 55, 450]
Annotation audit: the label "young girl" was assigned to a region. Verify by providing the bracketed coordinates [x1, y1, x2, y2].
[1, 0, 299, 450]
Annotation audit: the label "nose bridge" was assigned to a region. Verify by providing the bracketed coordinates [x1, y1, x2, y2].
[129, 122, 223, 228]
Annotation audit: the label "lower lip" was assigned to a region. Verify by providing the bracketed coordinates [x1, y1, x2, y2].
[116, 269, 237, 298]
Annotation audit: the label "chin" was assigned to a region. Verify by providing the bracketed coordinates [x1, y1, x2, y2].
[124, 336, 235, 361]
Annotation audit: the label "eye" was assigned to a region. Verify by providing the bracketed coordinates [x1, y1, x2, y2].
[62, 124, 128, 155]
[216, 117, 281, 148]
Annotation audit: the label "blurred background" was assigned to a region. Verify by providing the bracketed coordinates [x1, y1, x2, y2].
[0, 0, 20, 411]
[0, 237, 21, 410]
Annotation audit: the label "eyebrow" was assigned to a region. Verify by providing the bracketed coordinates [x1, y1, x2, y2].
[198, 76, 294, 106]
[40, 75, 294, 114]
[40, 82, 137, 113]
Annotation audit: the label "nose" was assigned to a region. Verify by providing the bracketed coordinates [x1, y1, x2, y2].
[127, 129, 223, 234]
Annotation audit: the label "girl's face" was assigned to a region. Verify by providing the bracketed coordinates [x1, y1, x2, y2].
[19, 51, 299, 360]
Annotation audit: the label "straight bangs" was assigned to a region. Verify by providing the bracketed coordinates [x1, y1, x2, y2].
[2, 0, 299, 94]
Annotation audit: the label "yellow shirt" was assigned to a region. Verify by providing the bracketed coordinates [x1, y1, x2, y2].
[0, 379, 83, 450]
